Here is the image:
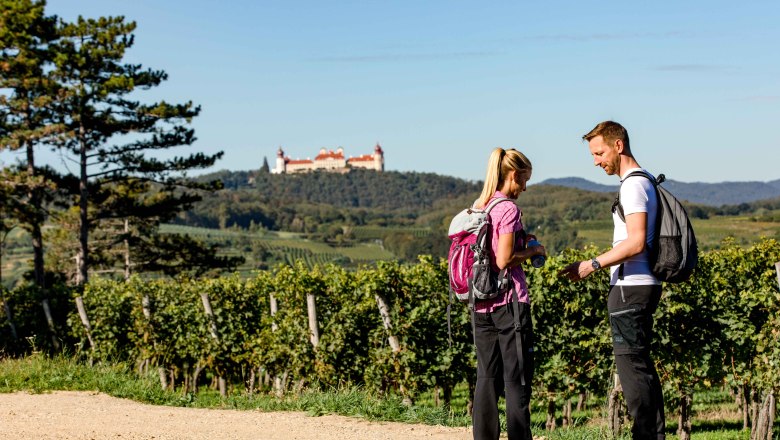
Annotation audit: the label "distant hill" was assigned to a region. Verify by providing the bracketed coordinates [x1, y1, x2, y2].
[539, 177, 780, 206]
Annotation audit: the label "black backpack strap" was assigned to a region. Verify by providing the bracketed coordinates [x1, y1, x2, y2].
[510, 282, 526, 387]
[446, 267, 454, 347]
[468, 278, 476, 347]
[614, 171, 664, 280]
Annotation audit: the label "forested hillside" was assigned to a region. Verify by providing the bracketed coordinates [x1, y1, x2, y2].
[181, 169, 621, 258]
[178, 169, 780, 261]
[541, 177, 780, 206]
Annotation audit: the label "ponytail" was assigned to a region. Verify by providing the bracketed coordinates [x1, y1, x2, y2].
[476, 147, 533, 208]
[477, 148, 505, 208]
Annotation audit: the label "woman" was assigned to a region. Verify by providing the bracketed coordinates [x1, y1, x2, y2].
[472, 147, 545, 440]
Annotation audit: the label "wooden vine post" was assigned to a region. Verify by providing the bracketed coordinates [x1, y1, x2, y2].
[73, 253, 96, 352]
[270, 293, 283, 395]
[375, 291, 409, 404]
[200, 292, 226, 396]
[375, 293, 400, 352]
[753, 262, 780, 439]
[74, 296, 95, 351]
[306, 292, 319, 347]
[607, 373, 624, 438]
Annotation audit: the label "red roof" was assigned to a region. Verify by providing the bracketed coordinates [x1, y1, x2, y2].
[348, 155, 375, 163]
[286, 158, 313, 165]
[314, 150, 345, 161]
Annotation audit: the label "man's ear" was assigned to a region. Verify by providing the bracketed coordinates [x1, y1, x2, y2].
[614, 139, 624, 154]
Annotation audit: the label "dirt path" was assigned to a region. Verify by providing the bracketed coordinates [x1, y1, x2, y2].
[0, 391, 473, 440]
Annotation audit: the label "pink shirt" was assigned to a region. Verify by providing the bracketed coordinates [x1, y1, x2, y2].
[474, 191, 530, 312]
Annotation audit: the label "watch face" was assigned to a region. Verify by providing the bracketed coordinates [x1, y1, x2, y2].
[592, 259, 600, 269]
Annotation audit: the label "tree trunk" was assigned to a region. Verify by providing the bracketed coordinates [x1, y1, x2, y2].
[562, 398, 572, 427]
[754, 392, 776, 440]
[577, 391, 587, 411]
[191, 363, 204, 393]
[306, 293, 319, 347]
[442, 385, 453, 407]
[375, 293, 400, 352]
[751, 389, 761, 436]
[123, 218, 131, 280]
[74, 295, 96, 351]
[743, 384, 751, 430]
[677, 392, 692, 440]
[26, 142, 59, 351]
[1, 291, 18, 340]
[78, 129, 89, 286]
[608, 374, 624, 438]
[546, 398, 557, 431]
[770, 393, 776, 440]
[736, 386, 743, 410]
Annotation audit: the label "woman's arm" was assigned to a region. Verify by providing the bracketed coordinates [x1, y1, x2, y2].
[495, 232, 545, 270]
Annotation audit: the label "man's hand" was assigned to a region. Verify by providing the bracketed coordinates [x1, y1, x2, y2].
[558, 260, 595, 282]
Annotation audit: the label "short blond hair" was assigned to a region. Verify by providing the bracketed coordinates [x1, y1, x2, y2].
[583, 121, 631, 153]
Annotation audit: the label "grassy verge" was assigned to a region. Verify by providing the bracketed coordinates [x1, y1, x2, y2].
[0, 355, 764, 439]
[0, 354, 469, 426]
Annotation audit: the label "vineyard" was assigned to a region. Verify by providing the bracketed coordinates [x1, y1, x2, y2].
[2, 238, 779, 438]
[157, 224, 395, 274]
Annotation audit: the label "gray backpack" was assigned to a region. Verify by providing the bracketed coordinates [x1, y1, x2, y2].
[615, 171, 698, 283]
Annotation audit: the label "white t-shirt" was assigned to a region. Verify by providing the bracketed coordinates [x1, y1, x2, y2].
[610, 168, 660, 286]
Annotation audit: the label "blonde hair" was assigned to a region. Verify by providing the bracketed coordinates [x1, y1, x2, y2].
[476, 148, 532, 208]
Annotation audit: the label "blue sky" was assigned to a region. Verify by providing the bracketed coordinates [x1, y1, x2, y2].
[3, 0, 779, 184]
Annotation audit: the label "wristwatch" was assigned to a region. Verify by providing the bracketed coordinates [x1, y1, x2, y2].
[591, 258, 601, 270]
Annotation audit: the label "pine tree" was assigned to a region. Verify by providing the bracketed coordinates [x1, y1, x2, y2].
[0, 0, 62, 349]
[49, 15, 224, 285]
[260, 156, 270, 173]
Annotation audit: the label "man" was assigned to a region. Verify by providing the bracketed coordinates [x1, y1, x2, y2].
[560, 121, 666, 440]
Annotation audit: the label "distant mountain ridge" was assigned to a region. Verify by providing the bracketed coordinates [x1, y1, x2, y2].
[539, 177, 780, 206]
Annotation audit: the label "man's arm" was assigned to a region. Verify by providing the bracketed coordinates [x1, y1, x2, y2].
[559, 212, 647, 281]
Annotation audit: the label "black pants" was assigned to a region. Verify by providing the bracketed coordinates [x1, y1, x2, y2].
[472, 302, 534, 440]
[608, 284, 666, 440]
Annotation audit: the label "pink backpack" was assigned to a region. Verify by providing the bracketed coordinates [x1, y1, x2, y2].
[447, 197, 513, 304]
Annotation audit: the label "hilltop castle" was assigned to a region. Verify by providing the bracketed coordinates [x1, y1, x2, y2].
[271, 144, 384, 174]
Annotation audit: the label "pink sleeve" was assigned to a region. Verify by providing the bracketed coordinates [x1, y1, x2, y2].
[496, 204, 520, 235]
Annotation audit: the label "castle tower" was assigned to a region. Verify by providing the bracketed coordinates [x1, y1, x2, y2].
[374, 143, 384, 172]
[272, 146, 286, 174]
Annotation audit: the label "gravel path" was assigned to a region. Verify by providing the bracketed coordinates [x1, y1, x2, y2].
[0, 391, 474, 440]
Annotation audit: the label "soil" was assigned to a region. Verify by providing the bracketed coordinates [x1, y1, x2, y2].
[0, 391, 474, 439]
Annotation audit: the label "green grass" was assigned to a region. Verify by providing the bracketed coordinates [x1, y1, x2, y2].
[1, 355, 771, 439]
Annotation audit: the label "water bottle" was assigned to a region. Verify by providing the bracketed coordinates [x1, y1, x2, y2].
[527, 238, 545, 268]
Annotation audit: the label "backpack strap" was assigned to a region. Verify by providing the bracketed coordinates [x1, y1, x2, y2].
[509, 282, 527, 387]
[483, 197, 513, 214]
[614, 171, 656, 220]
[614, 171, 665, 280]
